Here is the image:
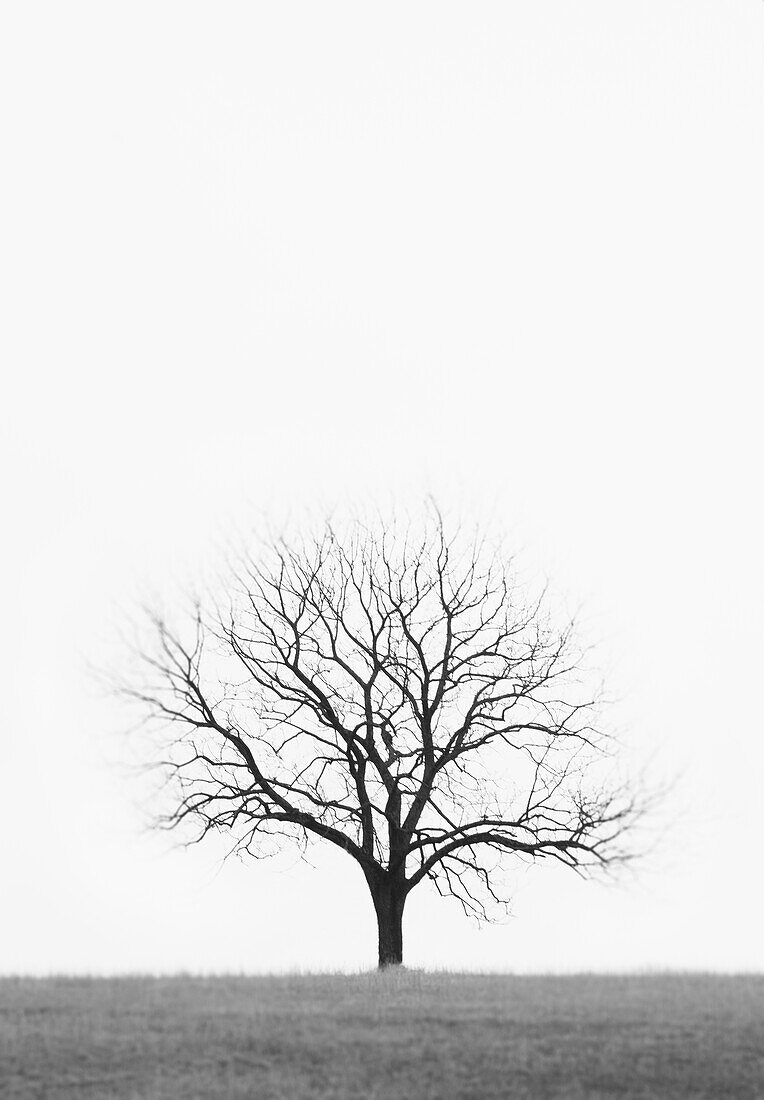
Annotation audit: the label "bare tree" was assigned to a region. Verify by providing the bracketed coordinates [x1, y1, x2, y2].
[127, 509, 637, 968]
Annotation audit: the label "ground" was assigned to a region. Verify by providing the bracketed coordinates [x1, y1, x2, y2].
[1, 972, 762, 1098]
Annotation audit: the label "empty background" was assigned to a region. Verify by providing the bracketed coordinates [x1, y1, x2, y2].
[1, 0, 762, 973]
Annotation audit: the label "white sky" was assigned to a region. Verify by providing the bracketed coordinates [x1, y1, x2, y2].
[1, 1, 763, 974]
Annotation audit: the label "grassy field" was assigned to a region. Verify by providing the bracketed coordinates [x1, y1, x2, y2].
[1, 971, 762, 1099]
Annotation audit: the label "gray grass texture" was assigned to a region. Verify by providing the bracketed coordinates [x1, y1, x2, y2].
[2, 971, 763, 1099]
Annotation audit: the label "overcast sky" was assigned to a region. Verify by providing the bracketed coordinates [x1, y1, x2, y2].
[2, 1, 763, 974]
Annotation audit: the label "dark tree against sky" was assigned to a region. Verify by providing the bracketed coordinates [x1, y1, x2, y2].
[128, 509, 638, 967]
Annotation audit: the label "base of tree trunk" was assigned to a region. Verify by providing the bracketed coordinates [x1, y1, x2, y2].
[373, 883, 405, 969]
[378, 957, 405, 970]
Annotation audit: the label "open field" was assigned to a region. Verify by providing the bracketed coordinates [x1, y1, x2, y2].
[1, 972, 762, 1099]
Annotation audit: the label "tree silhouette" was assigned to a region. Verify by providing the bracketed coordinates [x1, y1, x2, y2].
[128, 510, 637, 967]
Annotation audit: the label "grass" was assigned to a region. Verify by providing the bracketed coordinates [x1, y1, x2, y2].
[1, 971, 763, 1098]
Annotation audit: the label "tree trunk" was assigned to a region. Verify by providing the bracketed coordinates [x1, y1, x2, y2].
[371, 880, 405, 968]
